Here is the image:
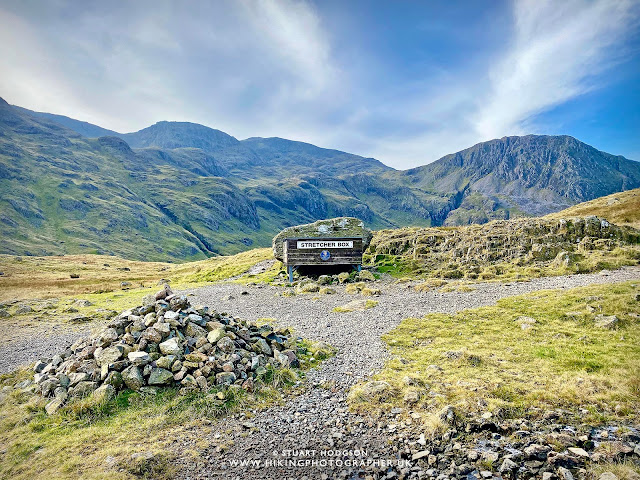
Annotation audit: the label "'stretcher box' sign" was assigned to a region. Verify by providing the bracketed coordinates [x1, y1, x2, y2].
[297, 240, 354, 249]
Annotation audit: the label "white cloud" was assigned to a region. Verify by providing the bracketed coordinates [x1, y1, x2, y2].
[239, 0, 336, 96]
[473, 0, 639, 140]
[0, 0, 342, 136]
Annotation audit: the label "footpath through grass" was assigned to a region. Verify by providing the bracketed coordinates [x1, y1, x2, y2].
[349, 281, 640, 428]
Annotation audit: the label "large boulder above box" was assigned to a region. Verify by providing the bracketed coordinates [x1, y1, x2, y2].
[272, 217, 373, 262]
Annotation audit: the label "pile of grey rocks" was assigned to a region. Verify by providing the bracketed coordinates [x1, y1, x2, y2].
[33, 285, 301, 414]
[388, 407, 640, 480]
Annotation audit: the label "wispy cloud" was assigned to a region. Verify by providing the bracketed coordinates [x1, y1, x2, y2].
[474, 0, 640, 139]
[361, 0, 640, 167]
[0, 0, 638, 169]
[0, 0, 342, 137]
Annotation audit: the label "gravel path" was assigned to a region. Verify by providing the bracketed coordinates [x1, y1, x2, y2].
[172, 267, 640, 480]
[0, 322, 91, 374]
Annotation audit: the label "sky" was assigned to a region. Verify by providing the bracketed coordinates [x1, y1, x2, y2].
[0, 0, 639, 169]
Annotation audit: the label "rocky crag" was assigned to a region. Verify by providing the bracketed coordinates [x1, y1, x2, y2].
[31, 285, 303, 414]
[368, 216, 640, 278]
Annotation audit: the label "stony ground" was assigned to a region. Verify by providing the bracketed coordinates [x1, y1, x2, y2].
[0, 321, 91, 374]
[2, 267, 639, 478]
[167, 267, 640, 480]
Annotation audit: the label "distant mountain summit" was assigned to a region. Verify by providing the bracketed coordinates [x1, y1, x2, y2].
[2, 98, 639, 260]
[121, 121, 240, 152]
[405, 135, 640, 218]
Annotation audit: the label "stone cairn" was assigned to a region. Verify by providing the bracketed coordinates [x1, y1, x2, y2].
[33, 285, 300, 414]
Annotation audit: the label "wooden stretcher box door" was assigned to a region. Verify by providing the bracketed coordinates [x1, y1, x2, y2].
[283, 237, 364, 266]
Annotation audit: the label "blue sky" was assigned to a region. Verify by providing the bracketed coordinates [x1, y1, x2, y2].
[0, 0, 638, 168]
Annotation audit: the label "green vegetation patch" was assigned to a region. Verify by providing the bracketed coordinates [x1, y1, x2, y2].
[349, 281, 640, 427]
[333, 299, 379, 313]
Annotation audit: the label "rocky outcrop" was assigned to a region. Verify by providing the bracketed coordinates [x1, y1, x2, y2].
[385, 407, 640, 480]
[272, 217, 373, 261]
[369, 216, 640, 274]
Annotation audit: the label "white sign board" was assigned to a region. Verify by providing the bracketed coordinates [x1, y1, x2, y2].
[297, 240, 354, 249]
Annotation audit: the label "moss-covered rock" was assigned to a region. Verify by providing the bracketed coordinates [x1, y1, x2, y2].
[367, 216, 640, 279]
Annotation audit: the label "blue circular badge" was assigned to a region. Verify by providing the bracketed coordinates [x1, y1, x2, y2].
[320, 250, 331, 261]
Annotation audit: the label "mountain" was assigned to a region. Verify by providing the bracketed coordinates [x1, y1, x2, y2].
[2, 98, 639, 261]
[122, 121, 240, 152]
[12, 106, 120, 138]
[403, 135, 640, 222]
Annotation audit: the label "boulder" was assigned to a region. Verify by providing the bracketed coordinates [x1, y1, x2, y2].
[128, 351, 151, 366]
[104, 371, 123, 389]
[360, 381, 391, 400]
[92, 384, 116, 403]
[358, 270, 376, 282]
[217, 337, 235, 353]
[253, 338, 272, 356]
[185, 322, 207, 338]
[403, 389, 420, 404]
[148, 368, 173, 386]
[594, 314, 618, 329]
[207, 327, 226, 344]
[142, 328, 162, 343]
[216, 372, 237, 385]
[296, 282, 319, 294]
[122, 366, 144, 390]
[95, 346, 123, 366]
[599, 473, 618, 480]
[70, 381, 98, 398]
[45, 398, 65, 415]
[273, 349, 290, 367]
[159, 337, 182, 356]
[499, 458, 518, 474]
[98, 328, 118, 347]
[272, 217, 372, 261]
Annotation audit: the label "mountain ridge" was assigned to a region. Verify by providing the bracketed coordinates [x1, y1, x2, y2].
[2, 97, 639, 261]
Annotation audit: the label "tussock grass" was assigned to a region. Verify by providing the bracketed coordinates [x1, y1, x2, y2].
[414, 279, 448, 292]
[333, 299, 379, 313]
[349, 281, 640, 427]
[587, 460, 640, 480]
